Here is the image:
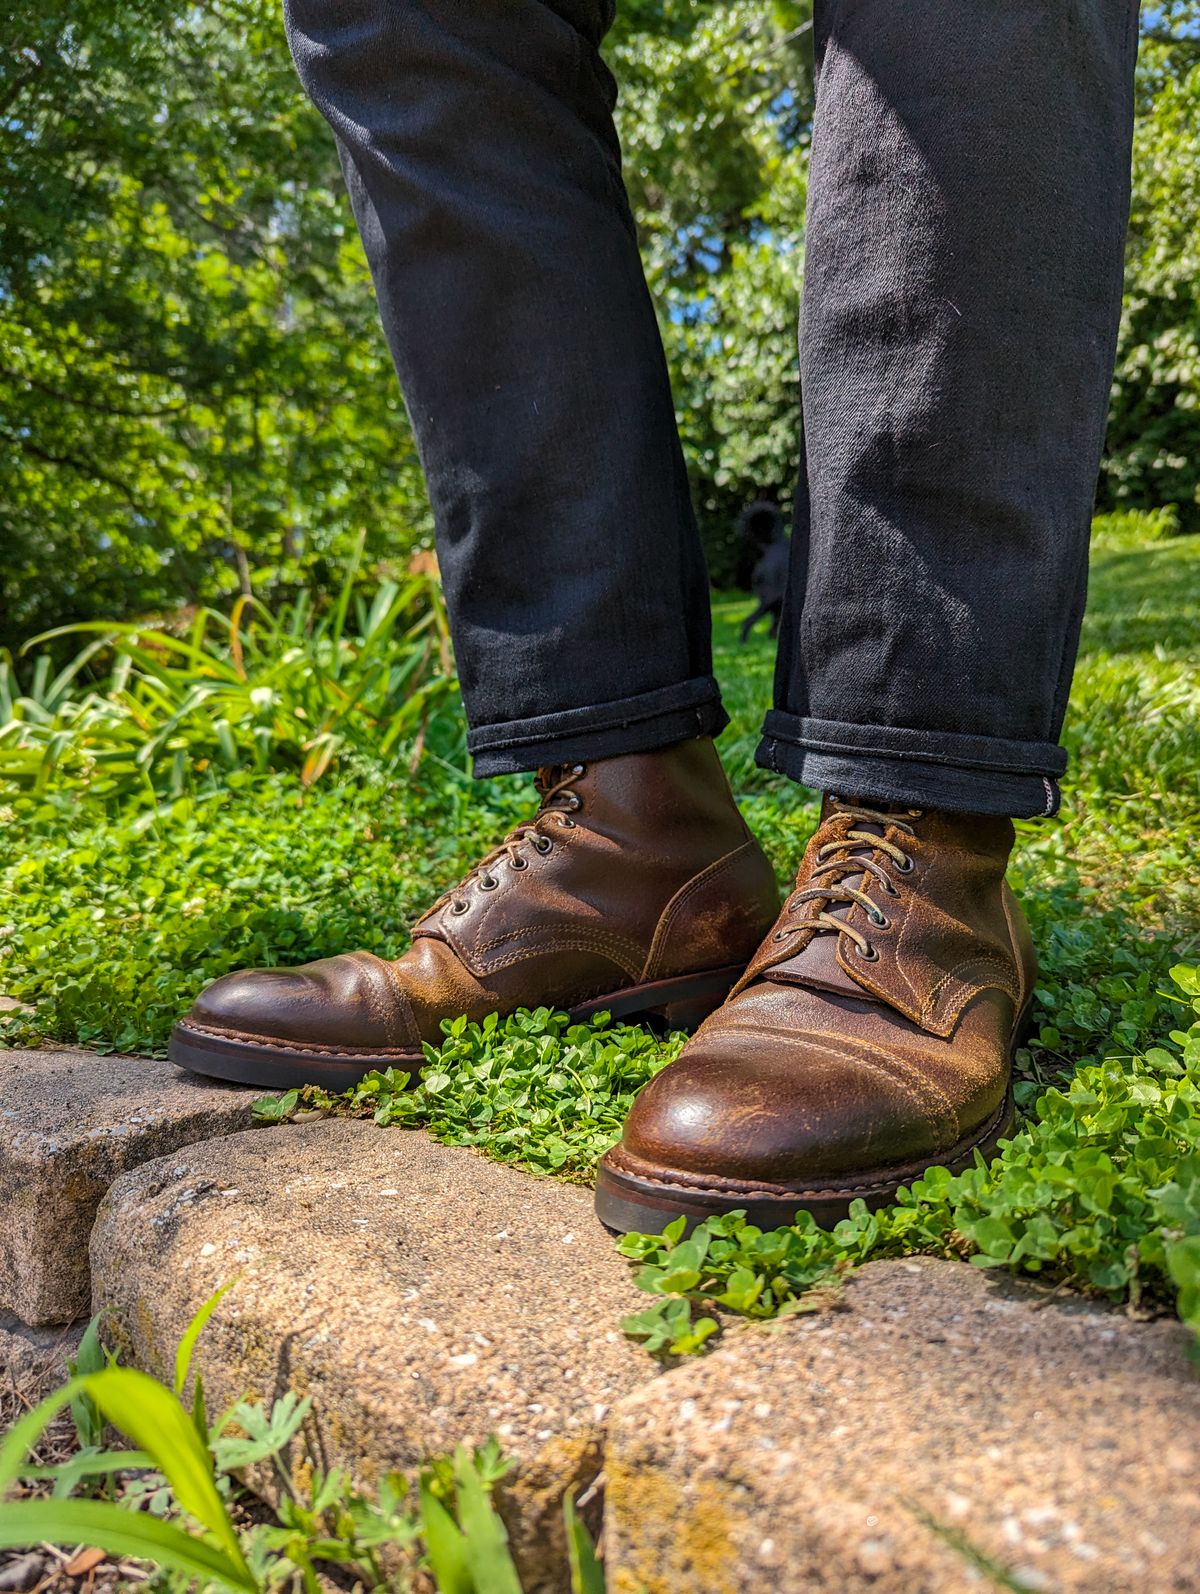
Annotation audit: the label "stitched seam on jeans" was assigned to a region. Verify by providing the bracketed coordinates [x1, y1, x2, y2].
[468, 691, 722, 752]
[770, 712, 1065, 764]
[764, 720, 1064, 778]
[780, 733, 1062, 779]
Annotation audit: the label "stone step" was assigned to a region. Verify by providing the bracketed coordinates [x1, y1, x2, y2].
[604, 1256, 1200, 1594]
[0, 1048, 261, 1325]
[90, 1119, 658, 1594]
[80, 1114, 1200, 1594]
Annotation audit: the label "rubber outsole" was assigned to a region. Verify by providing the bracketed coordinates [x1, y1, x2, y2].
[167, 961, 746, 1090]
[593, 1090, 1015, 1234]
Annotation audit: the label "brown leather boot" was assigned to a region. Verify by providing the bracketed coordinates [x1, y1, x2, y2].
[169, 738, 780, 1088]
[595, 797, 1036, 1233]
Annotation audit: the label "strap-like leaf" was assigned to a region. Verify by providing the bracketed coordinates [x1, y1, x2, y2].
[82, 1368, 251, 1583]
[418, 1481, 471, 1594]
[453, 1448, 522, 1594]
[0, 1498, 256, 1591]
[175, 1280, 238, 1396]
[563, 1495, 605, 1594]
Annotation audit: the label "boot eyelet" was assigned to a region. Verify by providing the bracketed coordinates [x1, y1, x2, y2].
[869, 909, 890, 929]
[510, 856, 528, 870]
[773, 929, 789, 942]
[894, 854, 915, 874]
[559, 816, 576, 829]
[450, 899, 470, 915]
[479, 875, 499, 891]
[567, 795, 582, 812]
[857, 942, 879, 961]
[533, 835, 552, 854]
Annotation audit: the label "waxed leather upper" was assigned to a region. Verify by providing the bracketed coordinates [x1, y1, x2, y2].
[610, 800, 1037, 1189]
[185, 738, 780, 1050]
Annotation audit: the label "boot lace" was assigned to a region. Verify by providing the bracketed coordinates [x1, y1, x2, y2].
[772, 800, 920, 962]
[417, 763, 586, 922]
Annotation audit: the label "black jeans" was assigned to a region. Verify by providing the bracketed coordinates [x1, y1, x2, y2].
[283, 0, 1139, 819]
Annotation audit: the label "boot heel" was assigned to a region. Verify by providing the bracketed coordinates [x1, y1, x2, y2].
[646, 990, 727, 1034]
[572, 963, 743, 1032]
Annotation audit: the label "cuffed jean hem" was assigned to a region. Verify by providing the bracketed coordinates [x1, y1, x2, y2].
[468, 677, 729, 777]
[755, 712, 1068, 819]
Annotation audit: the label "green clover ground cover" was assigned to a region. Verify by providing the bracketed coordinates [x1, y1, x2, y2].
[1, 517, 1198, 1350]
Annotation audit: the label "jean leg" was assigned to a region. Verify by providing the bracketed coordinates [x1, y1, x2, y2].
[283, 0, 725, 774]
[762, 0, 1139, 817]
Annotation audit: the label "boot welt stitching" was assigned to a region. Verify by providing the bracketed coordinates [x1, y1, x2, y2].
[175, 1018, 421, 1059]
[603, 1096, 1010, 1202]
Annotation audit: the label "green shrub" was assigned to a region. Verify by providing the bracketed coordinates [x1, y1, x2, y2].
[0, 555, 462, 802]
[1090, 506, 1181, 549]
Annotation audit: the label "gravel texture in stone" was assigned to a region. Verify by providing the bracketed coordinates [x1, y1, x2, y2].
[91, 1119, 657, 1593]
[604, 1256, 1200, 1594]
[0, 1048, 259, 1325]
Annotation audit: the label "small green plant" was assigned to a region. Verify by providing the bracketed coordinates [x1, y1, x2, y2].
[0, 771, 520, 1055]
[254, 1006, 687, 1182]
[0, 1289, 604, 1593]
[617, 965, 1200, 1355]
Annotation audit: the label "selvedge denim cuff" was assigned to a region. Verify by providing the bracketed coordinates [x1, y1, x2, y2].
[469, 677, 729, 778]
[756, 712, 1067, 819]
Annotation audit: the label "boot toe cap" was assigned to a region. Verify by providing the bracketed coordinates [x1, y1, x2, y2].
[618, 1001, 962, 1188]
[186, 953, 414, 1051]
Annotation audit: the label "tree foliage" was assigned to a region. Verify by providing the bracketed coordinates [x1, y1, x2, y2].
[1, 1, 1196, 640]
[611, 0, 814, 581]
[0, 0, 427, 649]
[1101, 39, 1200, 525]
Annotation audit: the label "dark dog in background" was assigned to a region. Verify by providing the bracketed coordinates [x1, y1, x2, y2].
[738, 500, 789, 642]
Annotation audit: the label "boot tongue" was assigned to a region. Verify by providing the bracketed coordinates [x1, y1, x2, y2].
[765, 800, 899, 1002]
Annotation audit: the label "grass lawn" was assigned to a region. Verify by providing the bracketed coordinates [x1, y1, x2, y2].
[1, 521, 1198, 1347]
